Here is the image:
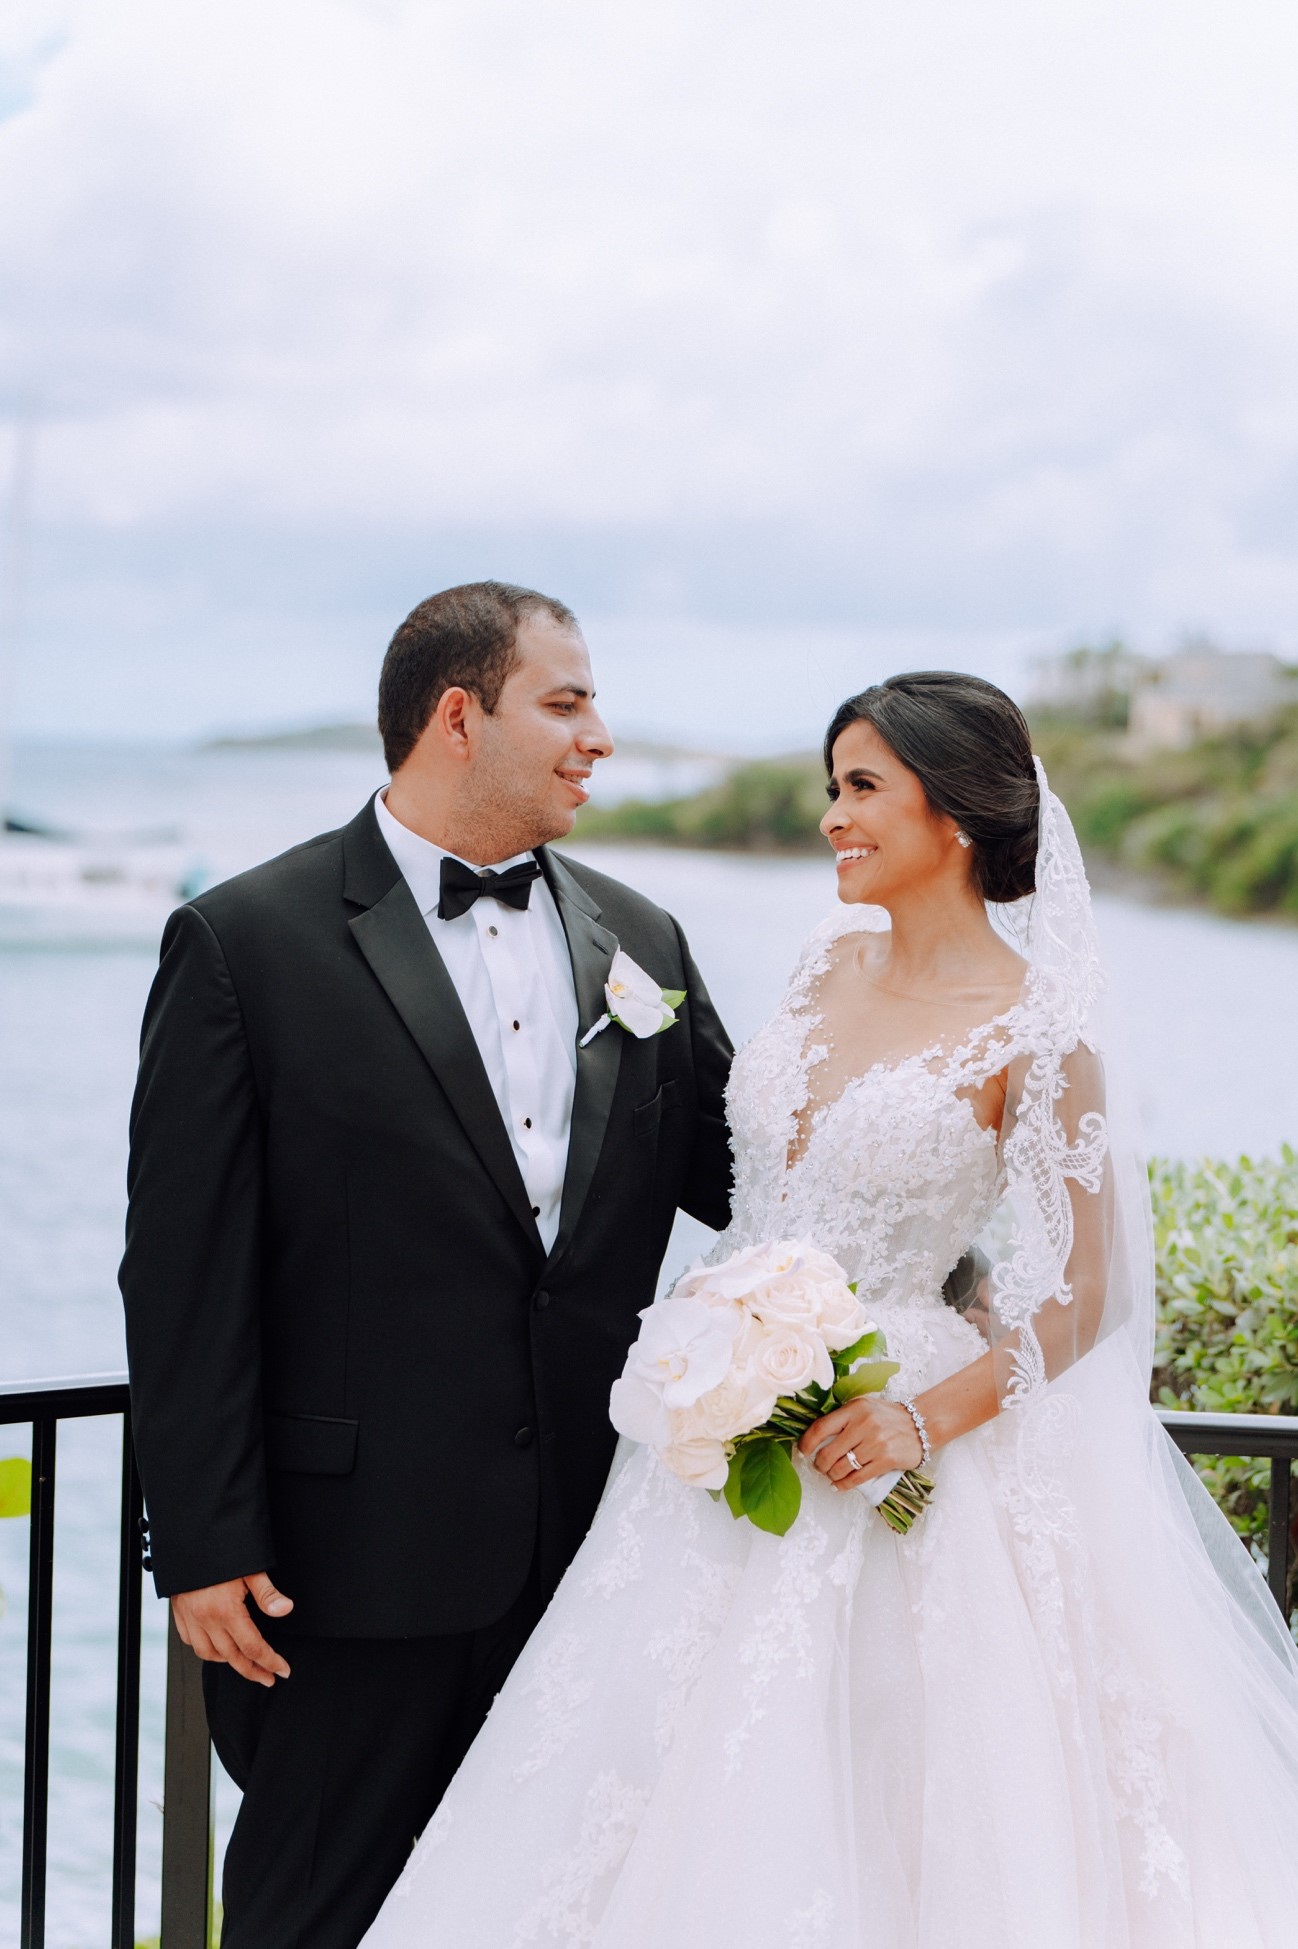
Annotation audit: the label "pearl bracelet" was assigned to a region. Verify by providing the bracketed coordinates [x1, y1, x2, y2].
[898, 1396, 932, 1468]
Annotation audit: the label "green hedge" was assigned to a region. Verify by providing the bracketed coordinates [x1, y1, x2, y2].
[578, 759, 830, 851]
[1151, 1149, 1298, 1623]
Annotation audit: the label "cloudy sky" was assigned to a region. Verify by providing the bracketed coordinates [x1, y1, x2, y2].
[2, 0, 1298, 746]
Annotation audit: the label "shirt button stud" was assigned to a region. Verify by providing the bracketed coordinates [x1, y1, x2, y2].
[512, 1020, 520, 1031]
[523, 1117, 532, 1129]
[514, 1426, 534, 1448]
[531, 1204, 540, 1217]
[488, 924, 498, 937]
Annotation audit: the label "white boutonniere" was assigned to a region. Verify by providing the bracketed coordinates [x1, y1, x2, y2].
[579, 948, 685, 1047]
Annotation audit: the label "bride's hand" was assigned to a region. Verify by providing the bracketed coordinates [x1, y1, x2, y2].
[799, 1398, 923, 1490]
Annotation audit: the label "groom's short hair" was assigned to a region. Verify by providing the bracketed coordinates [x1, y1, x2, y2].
[378, 580, 579, 772]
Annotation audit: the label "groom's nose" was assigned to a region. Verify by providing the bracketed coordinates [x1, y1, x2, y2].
[578, 709, 614, 760]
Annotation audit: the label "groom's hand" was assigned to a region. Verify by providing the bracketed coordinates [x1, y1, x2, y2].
[171, 1572, 295, 1686]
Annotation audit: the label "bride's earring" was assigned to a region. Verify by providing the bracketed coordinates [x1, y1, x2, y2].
[955, 830, 972, 849]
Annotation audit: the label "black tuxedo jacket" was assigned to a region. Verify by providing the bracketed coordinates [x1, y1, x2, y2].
[119, 801, 734, 1637]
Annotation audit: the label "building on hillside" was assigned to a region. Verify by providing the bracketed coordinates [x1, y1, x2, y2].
[1126, 648, 1298, 751]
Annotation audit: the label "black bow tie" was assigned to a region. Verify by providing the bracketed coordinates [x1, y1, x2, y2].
[437, 855, 542, 922]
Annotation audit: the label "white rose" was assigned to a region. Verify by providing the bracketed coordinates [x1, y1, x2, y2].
[690, 1365, 780, 1443]
[625, 1295, 739, 1410]
[605, 949, 676, 1038]
[813, 1281, 870, 1352]
[796, 1244, 854, 1283]
[749, 1322, 835, 1395]
[701, 1240, 803, 1305]
[659, 1435, 732, 1491]
[749, 1272, 825, 1329]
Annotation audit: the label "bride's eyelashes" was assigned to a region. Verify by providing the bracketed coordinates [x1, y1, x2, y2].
[826, 774, 878, 803]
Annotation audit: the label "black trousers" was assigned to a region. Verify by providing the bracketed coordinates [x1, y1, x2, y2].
[203, 1567, 544, 1949]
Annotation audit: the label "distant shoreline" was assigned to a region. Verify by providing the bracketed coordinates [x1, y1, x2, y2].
[199, 724, 735, 765]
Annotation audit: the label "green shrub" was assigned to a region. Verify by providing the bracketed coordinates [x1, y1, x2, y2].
[579, 759, 828, 851]
[1151, 1149, 1298, 1624]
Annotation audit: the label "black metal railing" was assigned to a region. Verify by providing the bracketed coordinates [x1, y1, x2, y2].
[1158, 1407, 1298, 1616]
[1, 1378, 1296, 1948]
[0, 1374, 212, 1949]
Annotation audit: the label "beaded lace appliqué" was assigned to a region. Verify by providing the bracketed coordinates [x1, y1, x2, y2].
[512, 1772, 649, 1946]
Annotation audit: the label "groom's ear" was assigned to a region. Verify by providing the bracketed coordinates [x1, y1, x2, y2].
[407, 684, 477, 767]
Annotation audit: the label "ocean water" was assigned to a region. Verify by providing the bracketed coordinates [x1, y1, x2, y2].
[3, 741, 1298, 1944]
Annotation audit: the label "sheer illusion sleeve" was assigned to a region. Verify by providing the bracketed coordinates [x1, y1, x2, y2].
[985, 1035, 1117, 1404]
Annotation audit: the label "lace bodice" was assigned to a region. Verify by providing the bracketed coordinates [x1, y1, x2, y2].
[722, 906, 1035, 1320]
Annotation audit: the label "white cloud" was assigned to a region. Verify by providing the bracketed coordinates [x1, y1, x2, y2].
[3, 0, 1298, 734]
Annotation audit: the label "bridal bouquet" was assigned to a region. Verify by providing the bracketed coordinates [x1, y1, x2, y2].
[609, 1240, 935, 1536]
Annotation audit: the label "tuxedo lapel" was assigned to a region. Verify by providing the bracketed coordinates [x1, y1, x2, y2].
[542, 850, 623, 1269]
[342, 805, 542, 1252]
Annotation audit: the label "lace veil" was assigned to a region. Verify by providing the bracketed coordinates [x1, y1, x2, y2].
[972, 758, 1150, 1408]
[975, 763, 1297, 1668]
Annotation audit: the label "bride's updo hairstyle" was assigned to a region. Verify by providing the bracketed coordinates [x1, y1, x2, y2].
[823, 671, 1040, 903]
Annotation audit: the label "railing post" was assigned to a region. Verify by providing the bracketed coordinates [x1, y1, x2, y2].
[1268, 1455, 1293, 1619]
[111, 1416, 144, 1949]
[20, 1414, 56, 1949]
[161, 1611, 214, 1949]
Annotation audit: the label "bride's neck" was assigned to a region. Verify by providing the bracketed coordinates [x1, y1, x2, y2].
[869, 882, 1006, 990]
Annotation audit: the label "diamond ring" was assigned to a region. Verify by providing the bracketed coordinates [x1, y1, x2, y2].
[845, 1448, 862, 1472]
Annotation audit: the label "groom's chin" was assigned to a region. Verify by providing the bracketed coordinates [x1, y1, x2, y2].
[529, 807, 577, 850]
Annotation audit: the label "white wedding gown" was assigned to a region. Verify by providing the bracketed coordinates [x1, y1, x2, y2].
[363, 903, 1298, 1949]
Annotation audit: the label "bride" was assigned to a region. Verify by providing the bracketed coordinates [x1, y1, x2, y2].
[363, 672, 1298, 1948]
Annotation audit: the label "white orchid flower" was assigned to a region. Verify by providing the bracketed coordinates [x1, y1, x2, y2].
[579, 949, 685, 1047]
[624, 1296, 740, 1410]
[608, 1372, 674, 1446]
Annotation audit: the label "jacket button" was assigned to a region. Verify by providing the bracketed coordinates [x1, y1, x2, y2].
[534, 1289, 551, 1311]
[514, 1426, 534, 1448]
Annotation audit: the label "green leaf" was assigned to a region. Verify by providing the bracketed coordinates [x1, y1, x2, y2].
[0, 1457, 32, 1520]
[659, 988, 686, 1009]
[723, 1449, 746, 1519]
[738, 1439, 802, 1536]
[833, 1360, 900, 1401]
[832, 1328, 888, 1372]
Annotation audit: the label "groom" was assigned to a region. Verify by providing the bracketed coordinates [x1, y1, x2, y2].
[119, 582, 734, 1947]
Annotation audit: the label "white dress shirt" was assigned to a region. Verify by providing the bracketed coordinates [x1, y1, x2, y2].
[374, 790, 579, 1252]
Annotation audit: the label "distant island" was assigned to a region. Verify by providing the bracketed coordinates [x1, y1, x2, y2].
[575, 645, 1298, 924]
[199, 725, 727, 765]
[202, 723, 383, 752]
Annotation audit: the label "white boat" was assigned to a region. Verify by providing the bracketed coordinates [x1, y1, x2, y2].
[0, 413, 205, 948]
[0, 830, 202, 948]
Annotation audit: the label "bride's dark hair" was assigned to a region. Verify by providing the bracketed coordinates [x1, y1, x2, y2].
[823, 671, 1040, 903]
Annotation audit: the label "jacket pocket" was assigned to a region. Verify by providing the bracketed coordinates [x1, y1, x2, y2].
[633, 1078, 679, 1138]
[266, 1412, 359, 1476]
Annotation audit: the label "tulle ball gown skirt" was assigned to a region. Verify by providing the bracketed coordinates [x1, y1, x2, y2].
[361, 1320, 1298, 1949]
